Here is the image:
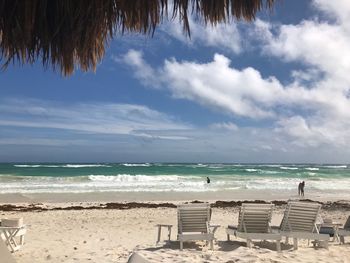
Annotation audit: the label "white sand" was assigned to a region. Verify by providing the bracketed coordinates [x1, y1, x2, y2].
[1, 206, 350, 263]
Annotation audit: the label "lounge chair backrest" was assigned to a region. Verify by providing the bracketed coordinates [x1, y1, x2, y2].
[344, 216, 350, 229]
[180, 203, 212, 220]
[237, 203, 273, 233]
[280, 202, 321, 233]
[177, 203, 211, 234]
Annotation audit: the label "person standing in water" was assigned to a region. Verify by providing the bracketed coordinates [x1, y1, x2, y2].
[206, 177, 210, 184]
[300, 181, 305, 196]
[298, 181, 305, 196]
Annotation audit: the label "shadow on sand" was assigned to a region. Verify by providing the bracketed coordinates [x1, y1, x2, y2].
[143, 239, 294, 253]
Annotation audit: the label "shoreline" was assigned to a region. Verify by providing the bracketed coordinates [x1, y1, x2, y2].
[0, 188, 347, 204]
[1, 199, 350, 212]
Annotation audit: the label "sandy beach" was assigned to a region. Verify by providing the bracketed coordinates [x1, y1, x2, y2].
[1, 199, 349, 263]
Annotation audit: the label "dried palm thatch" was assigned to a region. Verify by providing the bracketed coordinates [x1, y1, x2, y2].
[0, 0, 275, 76]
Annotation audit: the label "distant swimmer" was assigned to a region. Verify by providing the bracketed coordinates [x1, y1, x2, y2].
[206, 177, 210, 184]
[298, 181, 305, 197]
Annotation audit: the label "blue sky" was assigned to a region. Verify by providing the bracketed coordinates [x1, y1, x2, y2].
[1, 0, 350, 163]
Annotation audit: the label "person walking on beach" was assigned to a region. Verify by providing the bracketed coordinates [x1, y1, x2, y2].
[206, 177, 210, 184]
[298, 181, 305, 197]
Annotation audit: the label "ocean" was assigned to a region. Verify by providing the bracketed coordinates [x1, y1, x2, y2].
[0, 163, 349, 198]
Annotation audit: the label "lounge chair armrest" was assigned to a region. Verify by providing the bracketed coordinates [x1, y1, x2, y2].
[209, 224, 220, 234]
[155, 224, 173, 227]
[227, 225, 238, 231]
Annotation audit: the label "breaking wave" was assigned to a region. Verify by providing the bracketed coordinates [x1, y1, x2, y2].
[14, 164, 111, 168]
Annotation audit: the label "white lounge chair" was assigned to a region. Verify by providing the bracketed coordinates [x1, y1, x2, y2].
[338, 216, 350, 244]
[274, 201, 329, 250]
[0, 239, 17, 263]
[177, 203, 214, 250]
[226, 203, 281, 252]
[0, 219, 27, 252]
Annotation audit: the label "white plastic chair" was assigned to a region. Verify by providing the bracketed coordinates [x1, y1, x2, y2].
[339, 216, 350, 244]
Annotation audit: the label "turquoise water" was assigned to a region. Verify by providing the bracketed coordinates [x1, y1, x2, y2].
[0, 163, 349, 194]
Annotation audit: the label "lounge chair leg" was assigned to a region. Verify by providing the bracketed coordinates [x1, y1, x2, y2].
[20, 235, 24, 246]
[180, 241, 183, 251]
[210, 240, 214, 250]
[323, 241, 329, 249]
[227, 234, 230, 241]
[293, 238, 298, 250]
[247, 239, 252, 248]
[156, 226, 161, 244]
[168, 226, 171, 241]
[340, 236, 345, 244]
[285, 237, 289, 244]
[276, 240, 281, 253]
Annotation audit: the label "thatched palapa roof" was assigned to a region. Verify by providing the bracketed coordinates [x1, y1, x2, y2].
[0, 0, 275, 76]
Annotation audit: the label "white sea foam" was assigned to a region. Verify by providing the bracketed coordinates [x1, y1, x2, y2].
[1, 171, 350, 194]
[122, 163, 151, 167]
[245, 169, 257, 172]
[280, 166, 298, 170]
[245, 179, 297, 190]
[14, 164, 60, 168]
[308, 172, 317, 176]
[14, 164, 111, 168]
[64, 164, 111, 168]
[88, 174, 180, 182]
[15, 165, 38, 168]
[305, 167, 319, 171]
[262, 171, 280, 174]
[323, 165, 347, 169]
[187, 164, 208, 168]
[208, 165, 225, 169]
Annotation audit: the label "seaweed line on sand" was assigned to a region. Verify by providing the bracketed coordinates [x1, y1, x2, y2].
[0, 199, 350, 212]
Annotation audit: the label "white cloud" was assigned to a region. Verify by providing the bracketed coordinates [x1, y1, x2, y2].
[210, 122, 238, 131]
[312, 0, 350, 25]
[122, 0, 350, 149]
[122, 51, 286, 119]
[123, 50, 343, 126]
[0, 138, 89, 146]
[290, 69, 321, 83]
[248, 0, 350, 147]
[124, 49, 350, 148]
[260, 144, 273, 151]
[119, 50, 161, 88]
[258, 20, 350, 85]
[163, 16, 242, 53]
[0, 98, 190, 139]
